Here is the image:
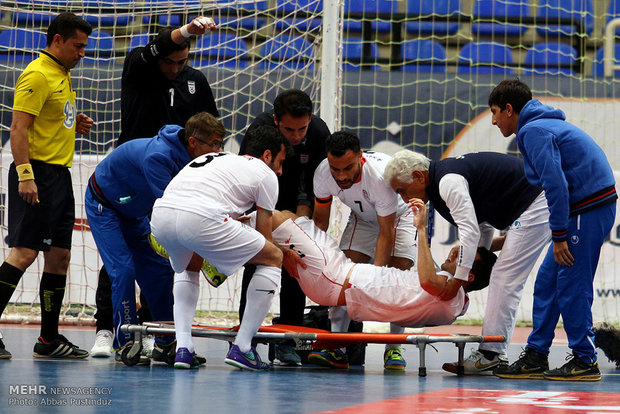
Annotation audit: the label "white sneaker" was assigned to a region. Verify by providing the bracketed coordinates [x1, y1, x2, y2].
[442, 349, 508, 375]
[90, 330, 114, 358]
[141, 334, 155, 358]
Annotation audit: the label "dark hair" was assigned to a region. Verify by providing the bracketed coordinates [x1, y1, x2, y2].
[488, 79, 532, 114]
[46, 12, 92, 47]
[180, 112, 226, 146]
[325, 130, 361, 157]
[157, 26, 191, 52]
[465, 247, 497, 293]
[243, 125, 290, 159]
[273, 89, 313, 120]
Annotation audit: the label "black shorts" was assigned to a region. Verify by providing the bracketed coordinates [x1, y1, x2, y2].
[8, 161, 75, 251]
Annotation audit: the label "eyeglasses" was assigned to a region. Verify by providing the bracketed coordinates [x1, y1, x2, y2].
[194, 137, 223, 150]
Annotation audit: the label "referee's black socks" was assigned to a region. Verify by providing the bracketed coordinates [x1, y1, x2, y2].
[0, 262, 25, 315]
[39, 272, 66, 341]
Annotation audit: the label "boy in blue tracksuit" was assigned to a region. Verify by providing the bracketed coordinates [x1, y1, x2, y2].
[85, 112, 225, 358]
[488, 79, 616, 381]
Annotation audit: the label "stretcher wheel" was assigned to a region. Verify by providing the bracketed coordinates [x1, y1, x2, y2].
[121, 341, 142, 366]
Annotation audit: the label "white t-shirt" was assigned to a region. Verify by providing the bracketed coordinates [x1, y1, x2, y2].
[313, 151, 408, 223]
[155, 152, 278, 219]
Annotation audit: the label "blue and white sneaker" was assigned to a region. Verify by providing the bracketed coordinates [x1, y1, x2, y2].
[174, 347, 201, 369]
[225, 345, 270, 371]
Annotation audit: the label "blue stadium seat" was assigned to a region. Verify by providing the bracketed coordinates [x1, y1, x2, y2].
[192, 33, 249, 69]
[127, 32, 150, 52]
[81, 0, 135, 27]
[605, 0, 620, 35]
[535, 0, 594, 38]
[258, 34, 315, 71]
[591, 45, 620, 77]
[457, 41, 514, 74]
[142, 0, 201, 26]
[215, 0, 268, 31]
[344, 0, 399, 34]
[342, 37, 380, 71]
[275, 0, 322, 33]
[401, 39, 447, 72]
[471, 0, 530, 37]
[83, 30, 115, 65]
[0, 28, 47, 64]
[522, 42, 577, 75]
[12, 0, 71, 25]
[406, 0, 461, 36]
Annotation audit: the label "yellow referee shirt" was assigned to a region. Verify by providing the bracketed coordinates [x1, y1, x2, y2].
[13, 50, 77, 168]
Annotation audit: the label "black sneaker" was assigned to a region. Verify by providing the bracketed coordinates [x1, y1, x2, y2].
[494, 348, 548, 379]
[543, 353, 601, 381]
[0, 334, 12, 359]
[33, 335, 89, 359]
[152, 339, 207, 366]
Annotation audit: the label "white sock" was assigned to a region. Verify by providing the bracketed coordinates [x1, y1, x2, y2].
[173, 270, 200, 353]
[329, 306, 351, 332]
[234, 265, 280, 353]
[386, 323, 405, 351]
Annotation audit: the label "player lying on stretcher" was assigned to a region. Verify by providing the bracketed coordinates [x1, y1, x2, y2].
[153, 198, 496, 328]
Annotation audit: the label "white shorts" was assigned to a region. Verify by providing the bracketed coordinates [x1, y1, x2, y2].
[150, 207, 265, 276]
[339, 212, 417, 261]
[272, 217, 353, 306]
[346, 266, 466, 327]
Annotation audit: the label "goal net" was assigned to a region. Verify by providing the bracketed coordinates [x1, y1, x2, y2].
[0, 0, 618, 326]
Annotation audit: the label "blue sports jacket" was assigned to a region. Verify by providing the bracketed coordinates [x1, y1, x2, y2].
[516, 99, 616, 241]
[90, 124, 191, 218]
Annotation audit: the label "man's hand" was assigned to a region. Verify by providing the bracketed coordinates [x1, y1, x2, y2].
[18, 180, 38, 205]
[282, 248, 307, 279]
[409, 198, 426, 230]
[553, 240, 574, 266]
[188, 16, 217, 35]
[76, 113, 93, 135]
[438, 277, 466, 301]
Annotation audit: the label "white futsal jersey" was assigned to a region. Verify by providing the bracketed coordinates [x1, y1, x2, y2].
[313, 151, 409, 223]
[272, 216, 466, 328]
[155, 152, 278, 218]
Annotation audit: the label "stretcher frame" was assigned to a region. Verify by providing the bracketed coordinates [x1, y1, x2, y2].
[120, 322, 505, 376]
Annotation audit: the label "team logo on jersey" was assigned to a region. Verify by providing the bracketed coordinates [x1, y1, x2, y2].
[300, 154, 309, 164]
[513, 220, 521, 229]
[188, 80, 196, 94]
[63, 100, 76, 129]
[362, 190, 370, 201]
[571, 235, 580, 244]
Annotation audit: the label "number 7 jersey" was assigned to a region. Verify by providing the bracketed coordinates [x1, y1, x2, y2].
[313, 151, 408, 223]
[154, 152, 279, 219]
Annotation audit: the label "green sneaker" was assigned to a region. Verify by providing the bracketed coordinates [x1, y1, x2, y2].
[543, 353, 601, 381]
[149, 233, 227, 288]
[384, 347, 406, 370]
[308, 349, 349, 369]
[494, 348, 548, 379]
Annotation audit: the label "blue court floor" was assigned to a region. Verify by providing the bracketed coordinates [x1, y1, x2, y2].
[0, 325, 618, 413]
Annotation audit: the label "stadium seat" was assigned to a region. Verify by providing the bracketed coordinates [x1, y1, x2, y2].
[142, 0, 200, 26]
[401, 39, 447, 72]
[258, 34, 315, 71]
[605, 0, 620, 35]
[192, 33, 249, 69]
[215, 0, 268, 31]
[344, 0, 399, 34]
[275, 0, 323, 34]
[342, 37, 380, 71]
[406, 0, 461, 36]
[471, 0, 530, 37]
[522, 42, 577, 76]
[0, 28, 47, 64]
[457, 41, 514, 74]
[535, 0, 594, 38]
[83, 30, 115, 65]
[81, 0, 135, 27]
[591, 45, 620, 77]
[127, 32, 150, 52]
[12, 0, 71, 25]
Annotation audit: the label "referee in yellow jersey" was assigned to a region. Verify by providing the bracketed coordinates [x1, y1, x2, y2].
[0, 13, 93, 359]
